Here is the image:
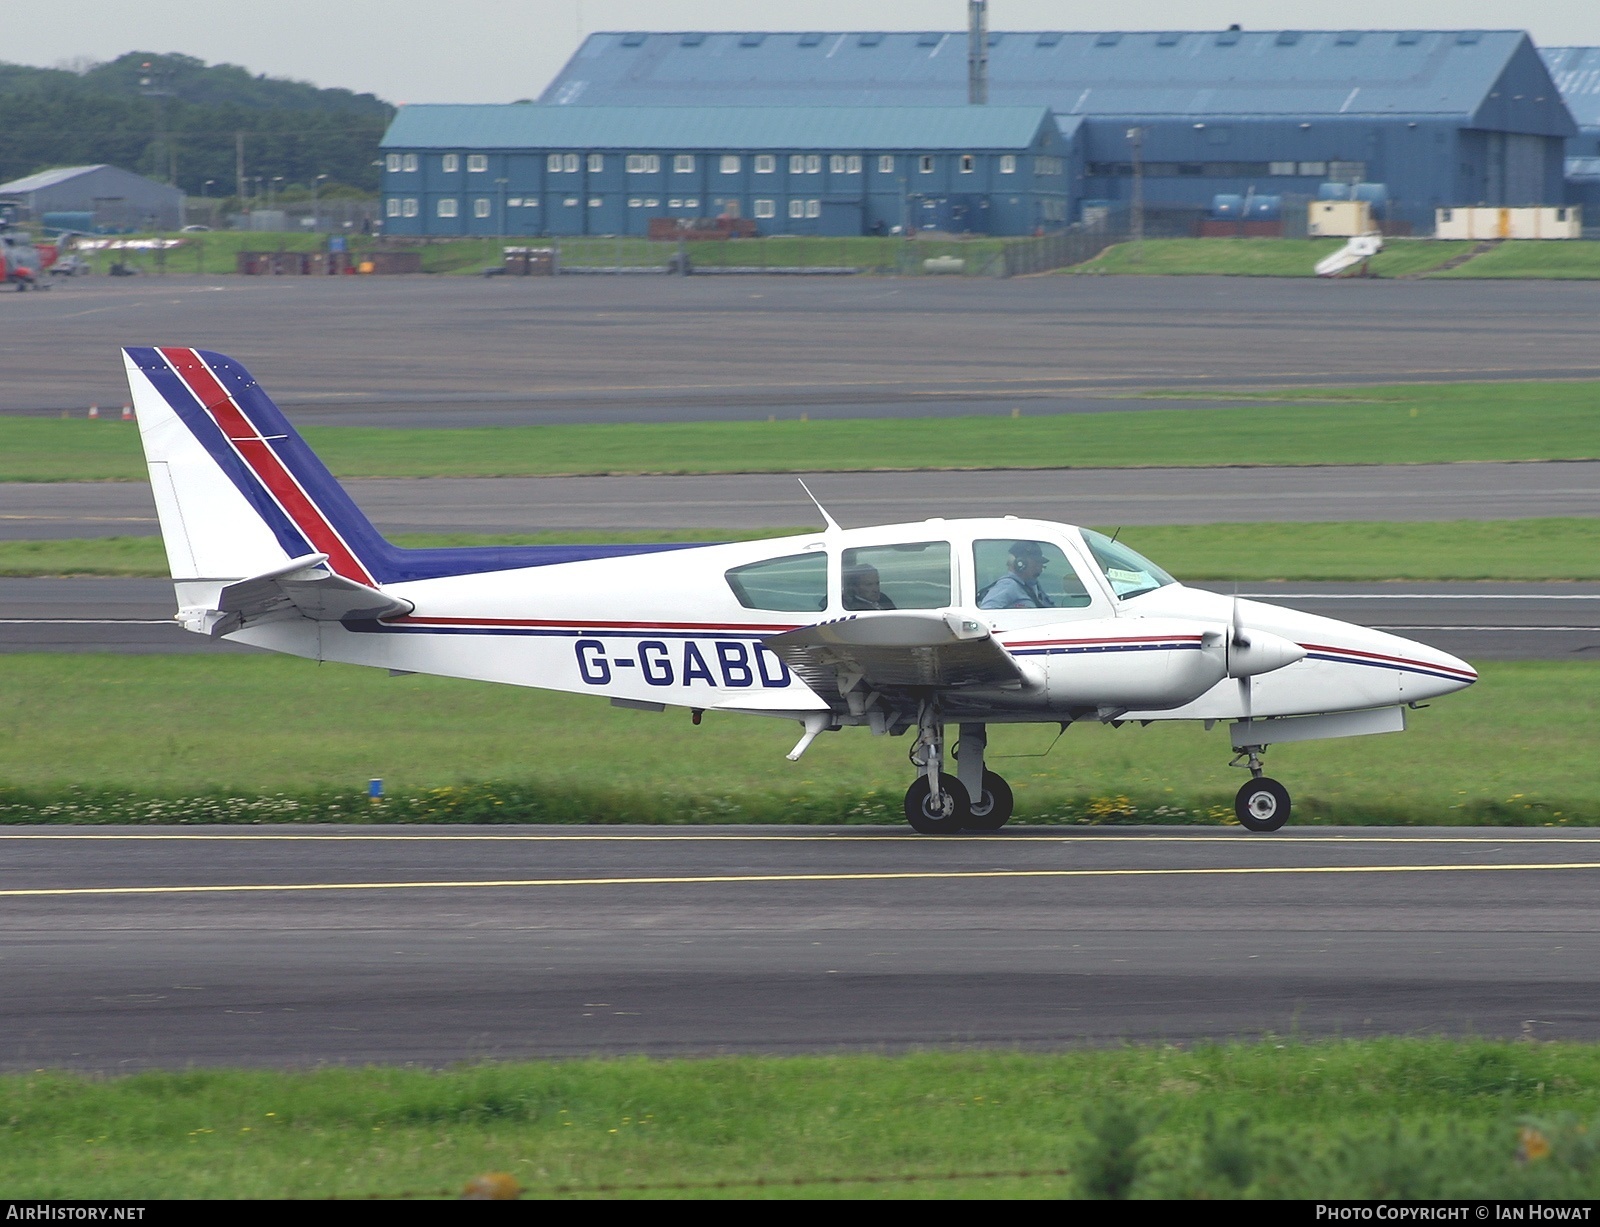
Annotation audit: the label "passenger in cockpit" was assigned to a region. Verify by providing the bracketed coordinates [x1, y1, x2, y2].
[843, 563, 896, 610]
[979, 541, 1054, 609]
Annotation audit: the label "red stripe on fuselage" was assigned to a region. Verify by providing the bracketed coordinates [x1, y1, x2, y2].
[1300, 640, 1477, 680]
[389, 616, 802, 633]
[159, 348, 373, 584]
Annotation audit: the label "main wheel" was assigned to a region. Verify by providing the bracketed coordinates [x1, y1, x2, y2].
[904, 773, 969, 835]
[1235, 777, 1291, 832]
[963, 770, 1014, 832]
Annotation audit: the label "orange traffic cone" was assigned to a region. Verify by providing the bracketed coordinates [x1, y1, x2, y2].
[87, 405, 99, 420]
[121, 404, 133, 421]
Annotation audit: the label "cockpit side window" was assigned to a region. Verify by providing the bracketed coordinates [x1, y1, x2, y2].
[842, 542, 951, 610]
[1080, 530, 1176, 600]
[725, 552, 828, 611]
[974, 539, 1092, 609]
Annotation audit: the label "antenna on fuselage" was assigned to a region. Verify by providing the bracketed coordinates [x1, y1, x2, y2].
[796, 478, 842, 531]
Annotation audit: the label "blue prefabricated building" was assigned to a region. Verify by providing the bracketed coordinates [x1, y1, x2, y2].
[1539, 48, 1600, 212]
[540, 29, 1576, 230]
[378, 105, 1070, 237]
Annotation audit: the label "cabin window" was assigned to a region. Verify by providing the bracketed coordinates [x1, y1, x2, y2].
[726, 552, 828, 612]
[1080, 530, 1176, 600]
[842, 542, 951, 610]
[974, 540, 1091, 609]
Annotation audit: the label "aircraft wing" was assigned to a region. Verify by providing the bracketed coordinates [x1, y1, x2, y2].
[765, 611, 1029, 691]
[181, 553, 413, 637]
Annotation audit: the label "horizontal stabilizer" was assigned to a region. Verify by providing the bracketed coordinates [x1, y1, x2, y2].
[766, 611, 1029, 690]
[179, 553, 413, 637]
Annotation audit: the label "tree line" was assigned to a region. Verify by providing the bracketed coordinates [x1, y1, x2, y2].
[0, 52, 393, 194]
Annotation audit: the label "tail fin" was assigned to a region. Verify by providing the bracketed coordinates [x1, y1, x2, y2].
[124, 347, 700, 587]
[124, 347, 386, 583]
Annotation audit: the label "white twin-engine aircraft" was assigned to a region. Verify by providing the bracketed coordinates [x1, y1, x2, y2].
[124, 347, 1478, 835]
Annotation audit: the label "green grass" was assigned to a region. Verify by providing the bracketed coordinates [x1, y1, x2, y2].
[0, 656, 1591, 826]
[71, 230, 372, 277]
[1428, 239, 1600, 280]
[8, 520, 1598, 581]
[5, 1041, 1600, 1198]
[1069, 237, 1478, 278]
[9, 379, 1600, 481]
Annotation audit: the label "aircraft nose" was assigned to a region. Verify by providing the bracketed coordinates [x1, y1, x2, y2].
[1399, 638, 1478, 700]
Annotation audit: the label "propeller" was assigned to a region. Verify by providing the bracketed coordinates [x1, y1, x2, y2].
[1214, 595, 1308, 682]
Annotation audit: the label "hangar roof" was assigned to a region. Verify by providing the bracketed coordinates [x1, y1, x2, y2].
[0, 165, 112, 193]
[1541, 47, 1600, 131]
[382, 104, 1059, 150]
[541, 29, 1573, 135]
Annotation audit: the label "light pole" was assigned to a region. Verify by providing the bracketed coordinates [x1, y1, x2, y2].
[495, 176, 508, 242]
[1126, 126, 1145, 261]
[312, 174, 328, 233]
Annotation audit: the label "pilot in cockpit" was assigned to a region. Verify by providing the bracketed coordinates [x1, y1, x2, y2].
[842, 563, 896, 610]
[979, 540, 1054, 609]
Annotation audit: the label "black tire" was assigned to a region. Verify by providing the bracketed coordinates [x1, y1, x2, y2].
[1235, 777, 1291, 832]
[963, 770, 1015, 832]
[904, 773, 969, 835]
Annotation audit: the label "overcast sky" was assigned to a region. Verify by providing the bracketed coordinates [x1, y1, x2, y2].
[7, 1, 1600, 105]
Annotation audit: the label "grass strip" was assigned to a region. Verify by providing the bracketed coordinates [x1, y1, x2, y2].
[6, 519, 1599, 581]
[1428, 240, 1600, 280]
[0, 657, 1591, 825]
[7, 378, 1600, 481]
[4, 1040, 1600, 1198]
[1068, 237, 1478, 278]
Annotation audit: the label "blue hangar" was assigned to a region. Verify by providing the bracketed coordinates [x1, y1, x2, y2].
[528, 28, 1575, 232]
[378, 105, 1071, 237]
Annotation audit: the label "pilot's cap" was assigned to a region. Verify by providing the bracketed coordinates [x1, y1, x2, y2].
[1008, 541, 1045, 560]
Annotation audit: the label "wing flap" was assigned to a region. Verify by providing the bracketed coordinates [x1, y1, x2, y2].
[765, 611, 1027, 690]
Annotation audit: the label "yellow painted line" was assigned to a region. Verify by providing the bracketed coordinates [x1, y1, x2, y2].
[5, 861, 1600, 899]
[1, 831, 1597, 846]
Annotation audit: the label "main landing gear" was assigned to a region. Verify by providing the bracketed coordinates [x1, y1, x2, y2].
[1231, 744, 1291, 832]
[902, 711, 1014, 835]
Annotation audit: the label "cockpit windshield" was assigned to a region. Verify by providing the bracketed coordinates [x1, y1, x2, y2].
[1081, 530, 1176, 600]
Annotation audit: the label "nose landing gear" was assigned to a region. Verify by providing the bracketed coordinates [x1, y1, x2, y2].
[1231, 744, 1290, 832]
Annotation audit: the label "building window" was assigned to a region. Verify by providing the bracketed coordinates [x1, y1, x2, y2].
[830, 154, 845, 174]
[441, 154, 459, 173]
[626, 154, 661, 174]
[508, 197, 521, 207]
[562, 154, 579, 173]
[685, 197, 699, 209]
[959, 154, 975, 174]
[754, 198, 775, 218]
[1034, 156, 1063, 176]
[628, 198, 642, 208]
[1298, 161, 1327, 176]
[438, 198, 459, 217]
[789, 199, 805, 218]
[467, 154, 488, 173]
[385, 197, 400, 217]
[473, 198, 491, 218]
[805, 154, 820, 173]
[720, 154, 741, 174]
[626, 154, 645, 173]
[755, 155, 775, 174]
[386, 154, 402, 173]
[524, 198, 538, 208]
[919, 155, 934, 174]
[402, 198, 418, 217]
[789, 154, 805, 174]
[402, 153, 418, 172]
[588, 153, 604, 172]
[548, 154, 563, 172]
[805, 199, 820, 218]
[674, 154, 695, 173]
[846, 155, 862, 174]
[669, 198, 682, 208]
[564, 197, 579, 207]
[879, 155, 894, 173]
[589, 197, 602, 208]
[999, 155, 1016, 174]
[1270, 161, 1297, 176]
[644, 198, 659, 207]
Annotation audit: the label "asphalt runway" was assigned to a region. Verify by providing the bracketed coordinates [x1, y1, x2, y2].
[3, 577, 1592, 659]
[6, 275, 1600, 418]
[4, 827, 1599, 1070]
[6, 461, 1597, 541]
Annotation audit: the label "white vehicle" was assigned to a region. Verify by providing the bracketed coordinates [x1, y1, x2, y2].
[123, 347, 1478, 835]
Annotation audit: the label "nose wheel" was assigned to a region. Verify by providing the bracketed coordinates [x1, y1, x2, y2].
[904, 773, 968, 834]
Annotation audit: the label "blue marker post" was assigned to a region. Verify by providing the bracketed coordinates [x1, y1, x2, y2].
[369, 778, 384, 803]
